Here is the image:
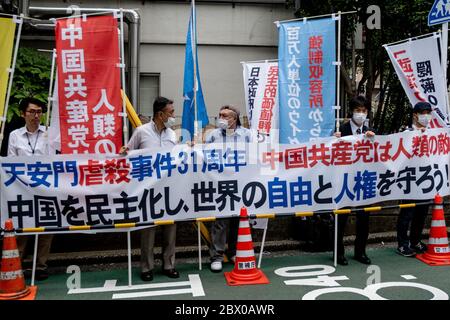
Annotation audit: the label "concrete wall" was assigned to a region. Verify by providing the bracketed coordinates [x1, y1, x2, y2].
[29, 0, 294, 118]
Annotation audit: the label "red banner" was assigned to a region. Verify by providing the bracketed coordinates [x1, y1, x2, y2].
[55, 15, 123, 154]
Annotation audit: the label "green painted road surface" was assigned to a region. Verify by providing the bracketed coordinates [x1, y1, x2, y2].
[33, 247, 450, 300]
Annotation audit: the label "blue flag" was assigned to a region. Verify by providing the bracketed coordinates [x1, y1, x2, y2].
[181, 5, 209, 142]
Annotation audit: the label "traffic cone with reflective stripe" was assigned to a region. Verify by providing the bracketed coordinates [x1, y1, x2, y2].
[0, 219, 37, 300]
[224, 207, 269, 286]
[416, 194, 450, 266]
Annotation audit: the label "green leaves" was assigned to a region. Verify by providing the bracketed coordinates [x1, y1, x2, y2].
[8, 47, 51, 123]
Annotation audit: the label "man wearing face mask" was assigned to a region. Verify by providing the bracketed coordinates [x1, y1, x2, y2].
[120, 96, 179, 281]
[205, 105, 252, 272]
[396, 101, 432, 257]
[333, 96, 375, 265]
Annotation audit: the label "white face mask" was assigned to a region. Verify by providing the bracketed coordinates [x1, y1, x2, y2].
[352, 112, 367, 126]
[418, 114, 432, 127]
[217, 118, 228, 130]
[163, 117, 176, 128]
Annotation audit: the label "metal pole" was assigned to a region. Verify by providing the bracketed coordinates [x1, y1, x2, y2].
[192, 0, 198, 142]
[127, 230, 132, 286]
[275, 10, 357, 25]
[335, 12, 342, 134]
[197, 221, 202, 270]
[442, 23, 449, 117]
[0, 15, 23, 149]
[383, 31, 439, 47]
[119, 8, 129, 146]
[240, 59, 279, 64]
[45, 49, 57, 131]
[31, 234, 39, 286]
[54, 11, 114, 20]
[334, 213, 338, 267]
[257, 222, 268, 269]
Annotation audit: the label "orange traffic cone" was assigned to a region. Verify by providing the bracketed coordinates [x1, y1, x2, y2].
[416, 194, 450, 266]
[224, 207, 270, 286]
[0, 219, 37, 300]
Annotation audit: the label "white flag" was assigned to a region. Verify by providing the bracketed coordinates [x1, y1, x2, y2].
[242, 61, 279, 143]
[385, 34, 449, 127]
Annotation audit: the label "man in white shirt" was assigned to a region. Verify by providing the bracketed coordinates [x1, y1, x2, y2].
[7, 97, 52, 281]
[205, 105, 252, 272]
[396, 101, 432, 257]
[333, 96, 375, 266]
[121, 96, 180, 281]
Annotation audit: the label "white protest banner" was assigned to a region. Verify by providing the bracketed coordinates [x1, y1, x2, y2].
[385, 33, 449, 127]
[242, 61, 279, 143]
[243, 60, 279, 229]
[1, 128, 450, 232]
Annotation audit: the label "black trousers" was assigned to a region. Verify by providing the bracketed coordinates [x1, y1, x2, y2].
[336, 211, 370, 257]
[397, 200, 430, 248]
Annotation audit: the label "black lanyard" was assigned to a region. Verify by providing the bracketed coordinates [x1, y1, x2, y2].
[26, 131, 40, 155]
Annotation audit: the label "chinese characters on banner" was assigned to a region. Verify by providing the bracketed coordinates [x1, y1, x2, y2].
[242, 61, 279, 142]
[55, 15, 123, 154]
[1, 128, 450, 231]
[385, 34, 449, 127]
[278, 18, 336, 144]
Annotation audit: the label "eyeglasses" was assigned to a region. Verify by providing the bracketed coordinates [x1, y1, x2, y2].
[26, 110, 43, 115]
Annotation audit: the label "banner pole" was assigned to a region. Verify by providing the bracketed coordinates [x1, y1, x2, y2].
[335, 11, 342, 134]
[0, 15, 23, 149]
[127, 230, 132, 286]
[257, 221, 269, 269]
[275, 10, 357, 25]
[192, 0, 198, 142]
[334, 213, 338, 267]
[31, 234, 39, 286]
[45, 49, 57, 132]
[197, 221, 202, 270]
[119, 8, 129, 146]
[442, 23, 449, 117]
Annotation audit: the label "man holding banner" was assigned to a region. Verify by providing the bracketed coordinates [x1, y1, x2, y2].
[206, 105, 252, 272]
[8, 97, 52, 280]
[121, 96, 180, 281]
[396, 101, 433, 257]
[333, 96, 375, 265]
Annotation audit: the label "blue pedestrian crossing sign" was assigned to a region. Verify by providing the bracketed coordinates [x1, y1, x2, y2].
[429, 0, 450, 26]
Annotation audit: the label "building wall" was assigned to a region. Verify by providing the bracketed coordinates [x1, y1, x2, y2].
[29, 0, 294, 119]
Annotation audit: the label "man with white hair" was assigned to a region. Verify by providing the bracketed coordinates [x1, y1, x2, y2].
[205, 105, 252, 272]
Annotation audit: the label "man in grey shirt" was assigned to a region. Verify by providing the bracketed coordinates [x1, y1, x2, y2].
[205, 105, 252, 272]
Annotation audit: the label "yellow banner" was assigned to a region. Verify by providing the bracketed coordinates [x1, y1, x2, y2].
[0, 18, 16, 116]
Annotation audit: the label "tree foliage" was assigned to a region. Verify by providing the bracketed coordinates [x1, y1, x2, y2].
[287, 0, 440, 133]
[7, 47, 51, 123]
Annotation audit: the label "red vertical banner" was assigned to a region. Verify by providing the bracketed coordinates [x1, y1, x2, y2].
[55, 15, 123, 154]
